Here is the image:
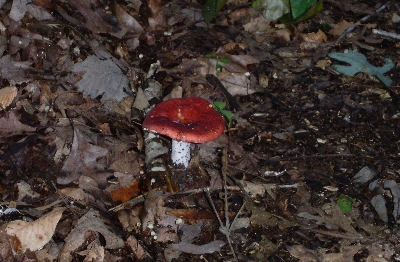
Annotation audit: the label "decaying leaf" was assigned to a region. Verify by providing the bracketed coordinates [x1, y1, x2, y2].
[170, 222, 225, 255]
[329, 20, 355, 37]
[286, 245, 319, 262]
[57, 128, 108, 185]
[0, 55, 33, 85]
[110, 177, 140, 203]
[352, 166, 377, 184]
[0, 111, 36, 136]
[4, 207, 65, 253]
[384, 180, 400, 222]
[71, 55, 129, 102]
[0, 86, 17, 109]
[301, 29, 327, 43]
[17, 181, 40, 201]
[60, 209, 124, 261]
[371, 194, 388, 223]
[241, 180, 277, 199]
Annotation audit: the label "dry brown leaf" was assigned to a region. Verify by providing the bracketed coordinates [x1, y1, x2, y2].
[329, 20, 355, 37]
[60, 209, 124, 261]
[126, 235, 151, 261]
[5, 207, 65, 253]
[319, 244, 363, 261]
[17, 181, 40, 201]
[57, 128, 108, 185]
[223, 42, 247, 51]
[110, 177, 140, 203]
[110, 150, 143, 174]
[275, 28, 292, 42]
[66, 0, 143, 38]
[219, 72, 256, 96]
[170, 222, 225, 255]
[286, 245, 319, 261]
[142, 190, 165, 231]
[59, 187, 86, 202]
[243, 16, 271, 33]
[0, 86, 17, 109]
[316, 59, 331, 68]
[0, 111, 35, 136]
[302, 29, 327, 43]
[240, 180, 277, 199]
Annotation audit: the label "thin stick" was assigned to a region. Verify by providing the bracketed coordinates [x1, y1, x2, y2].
[372, 29, 400, 40]
[222, 148, 230, 230]
[336, 2, 391, 44]
[204, 188, 238, 262]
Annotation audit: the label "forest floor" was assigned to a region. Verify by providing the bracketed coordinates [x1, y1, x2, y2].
[0, 0, 399, 261]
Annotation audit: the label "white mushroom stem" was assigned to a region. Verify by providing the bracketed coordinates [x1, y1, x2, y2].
[171, 140, 191, 167]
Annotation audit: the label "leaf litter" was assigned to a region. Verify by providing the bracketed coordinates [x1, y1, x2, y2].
[0, 0, 399, 261]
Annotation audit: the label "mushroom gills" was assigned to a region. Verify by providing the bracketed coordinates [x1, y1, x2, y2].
[171, 140, 190, 167]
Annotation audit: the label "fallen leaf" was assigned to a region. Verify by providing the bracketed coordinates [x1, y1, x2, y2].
[71, 55, 129, 102]
[329, 20, 355, 37]
[0, 111, 36, 136]
[0, 55, 33, 85]
[241, 180, 277, 199]
[17, 181, 40, 201]
[352, 166, 377, 184]
[302, 29, 327, 43]
[328, 50, 394, 87]
[286, 245, 319, 261]
[219, 72, 255, 96]
[110, 177, 140, 203]
[0, 86, 17, 109]
[384, 180, 400, 222]
[5, 207, 65, 253]
[10, 0, 29, 22]
[57, 128, 108, 185]
[170, 222, 225, 255]
[371, 194, 388, 223]
[60, 209, 124, 261]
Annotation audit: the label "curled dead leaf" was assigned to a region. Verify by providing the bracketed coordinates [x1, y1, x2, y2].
[223, 42, 247, 51]
[0, 86, 17, 109]
[301, 29, 327, 43]
[5, 207, 66, 253]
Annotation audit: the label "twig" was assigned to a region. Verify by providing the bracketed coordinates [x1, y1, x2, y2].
[336, 2, 391, 44]
[204, 188, 238, 262]
[252, 153, 353, 163]
[222, 148, 230, 230]
[108, 194, 146, 212]
[372, 29, 400, 40]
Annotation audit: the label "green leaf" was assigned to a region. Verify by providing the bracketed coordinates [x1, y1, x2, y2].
[280, 0, 323, 25]
[290, 0, 316, 19]
[203, 0, 217, 27]
[220, 109, 232, 120]
[206, 53, 218, 58]
[216, 0, 228, 13]
[252, 0, 290, 21]
[216, 64, 222, 71]
[202, 0, 228, 27]
[213, 102, 233, 121]
[328, 50, 394, 87]
[218, 58, 231, 63]
[213, 101, 227, 110]
[337, 195, 355, 213]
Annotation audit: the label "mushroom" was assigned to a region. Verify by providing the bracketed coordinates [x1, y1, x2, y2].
[142, 97, 225, 167]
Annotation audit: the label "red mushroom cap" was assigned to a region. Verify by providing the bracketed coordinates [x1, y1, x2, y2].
[142, 97, 225, 143]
